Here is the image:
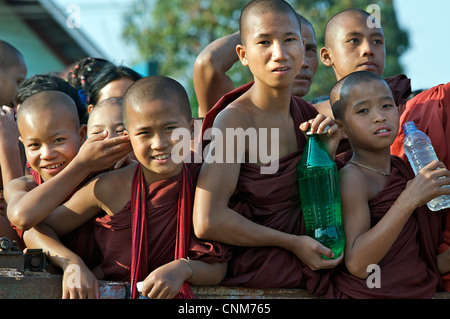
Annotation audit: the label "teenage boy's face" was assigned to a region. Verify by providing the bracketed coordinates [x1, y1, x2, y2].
[18, 106, 85, 181]
[237, 11, 304, 90]
[322, 14, 385, 81]
[125, 99, 192, 182]
[340, 80, 398, 152]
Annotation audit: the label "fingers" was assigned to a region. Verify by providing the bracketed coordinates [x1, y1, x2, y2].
[300, 114, 337, 135]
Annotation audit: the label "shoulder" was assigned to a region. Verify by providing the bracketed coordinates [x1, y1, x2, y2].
[4, 175, 36, 196]
[87, 164, 136, 214]
[338, 164, 372, 199]
[213, 99, 255, 130]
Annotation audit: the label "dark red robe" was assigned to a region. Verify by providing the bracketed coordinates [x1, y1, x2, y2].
[88, 161, 227, 283]
[200, 83, 333, 295]
[323, 156, 443, 299]
[390, 82, 450, 292]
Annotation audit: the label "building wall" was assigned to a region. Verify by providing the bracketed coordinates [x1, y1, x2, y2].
[0, 0, 66, 77]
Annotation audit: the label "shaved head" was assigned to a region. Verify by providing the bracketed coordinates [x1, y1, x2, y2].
[240, 0, 301, 45]
[122, 76, 191, 127]
[330, 71, 389, 120]
[17, 90, 80, 128]
[324, 8, 382, 47]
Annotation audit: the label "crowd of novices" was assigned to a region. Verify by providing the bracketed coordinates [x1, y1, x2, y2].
[0, 0, 449, 299]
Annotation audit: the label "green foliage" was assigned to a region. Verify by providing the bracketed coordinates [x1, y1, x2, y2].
[122, 0, 409, 113]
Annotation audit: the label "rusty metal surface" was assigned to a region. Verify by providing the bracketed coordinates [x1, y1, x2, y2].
[0, 273, 449, 299]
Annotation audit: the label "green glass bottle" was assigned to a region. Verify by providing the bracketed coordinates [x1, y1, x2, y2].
[297, 131, 345, 259]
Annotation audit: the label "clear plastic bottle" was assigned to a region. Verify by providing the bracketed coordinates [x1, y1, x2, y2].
[403, 121, 450, 211]
[297, 131, 345, 259]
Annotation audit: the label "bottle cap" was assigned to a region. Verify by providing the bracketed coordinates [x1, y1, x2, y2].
[306, 126, 330, 136]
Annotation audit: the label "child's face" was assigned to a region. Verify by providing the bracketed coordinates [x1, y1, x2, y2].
[125, 98, 192, 182]
[87, 103, 125, 138]
[19, 106, 86, 181]
[237, 11, 304, 89]
[324, 14, 385, 81]
[340, 80, 398, 151]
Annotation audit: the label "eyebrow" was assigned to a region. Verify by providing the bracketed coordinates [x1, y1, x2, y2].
[346, 31, 384, 38]
[254, 31, 300, 39]
[352, 96, 394, 108]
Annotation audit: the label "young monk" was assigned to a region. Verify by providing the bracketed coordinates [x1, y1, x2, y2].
[193, 14, 318, 117]
[193, 0, 342, 294]
[4, 91, 132, 232]
[27, 76, 227, 299]
[316, 8, 411, 119]
[324, 70, 449, 298]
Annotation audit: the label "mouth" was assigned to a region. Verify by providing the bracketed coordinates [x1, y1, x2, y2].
[272, 66, 290, 73]
[295, 74, 311, 81]
[42, 163, 64, 170]
[374, 127, 391, 136]
[359, 61, 378, 69]
[152, 154, 171, 161]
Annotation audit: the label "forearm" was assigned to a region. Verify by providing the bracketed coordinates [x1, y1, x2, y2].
[194, 202, 295, 250]
[23, 225, 85, 271]
[346, 198, 413, 278]
[0, 142, 24, 185]
[188, 261, 227, 286]
[7, 160, 90, 230]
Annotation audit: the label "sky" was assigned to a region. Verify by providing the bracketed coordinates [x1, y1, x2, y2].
[53, 0, 449, 92]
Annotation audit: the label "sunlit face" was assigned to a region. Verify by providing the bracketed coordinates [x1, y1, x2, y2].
[125, 99, 192, 183]
[18, 107, 85, 181]
[322, 13, 385, 81]
[237, 11, 304, 90]
[97, 78, 135, 104]
[0, 59, 27, 107]
[293, 22, 318, 97]
[339, 80, 398, 152]
[87, 102, 125, 138]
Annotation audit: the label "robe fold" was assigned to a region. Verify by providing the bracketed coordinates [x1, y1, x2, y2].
[390, 82, 450, 291]
[200, 83, 333, 294]
[88, 161, 227, 296]
[323, 156, 443, 299]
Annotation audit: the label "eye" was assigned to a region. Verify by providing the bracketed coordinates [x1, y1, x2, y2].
[165, 126, 177, 132]
[383, 104, 394, 109]
[373, 39, 384, 45]
[356, 108, 368, 114]
[53, 137, 65, 144]
[116, 128, 125, 135]
[27, 143, 40, 150]
[348, 38, 359, 44]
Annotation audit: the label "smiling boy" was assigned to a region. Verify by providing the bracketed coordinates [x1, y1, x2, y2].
[26, 76, 227, 299]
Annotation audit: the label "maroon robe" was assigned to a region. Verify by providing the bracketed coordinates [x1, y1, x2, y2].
[323, 156, 443, 299]
[89, 161, 227, 282]
[390, 82, 450, 292]
[200, 83, 333, 294]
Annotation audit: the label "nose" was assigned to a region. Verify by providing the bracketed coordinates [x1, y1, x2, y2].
[151, 132, 169, 150]
[40, 144, 57, 160]
[373, 108, 387, 123]
[361, 39, 375, 57]
[272, 41, 288, 61]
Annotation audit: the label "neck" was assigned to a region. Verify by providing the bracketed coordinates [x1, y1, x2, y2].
[350, 148, 392, 173]
[249, 80, 293, 115]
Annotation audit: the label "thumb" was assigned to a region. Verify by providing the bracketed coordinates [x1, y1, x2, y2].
[317, 244, 334, 259]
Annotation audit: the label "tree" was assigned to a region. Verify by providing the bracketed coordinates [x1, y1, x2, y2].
[122, 0, 409, 115]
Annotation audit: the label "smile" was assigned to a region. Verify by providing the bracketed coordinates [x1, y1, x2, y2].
[42, 163, 64, 169]
[152, 154, 170, 160]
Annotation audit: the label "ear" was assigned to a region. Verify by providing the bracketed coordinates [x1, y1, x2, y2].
[236, 44, 248, 67]
[320, 46, 333, 67]
[78, 124, 87, 145]
[87, 104, 94, 114]
[334, 119, 348, 139]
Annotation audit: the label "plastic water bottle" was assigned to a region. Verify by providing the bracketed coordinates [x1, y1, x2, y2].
[297, 130, 345, 259]
[403, 121, 450, 211]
